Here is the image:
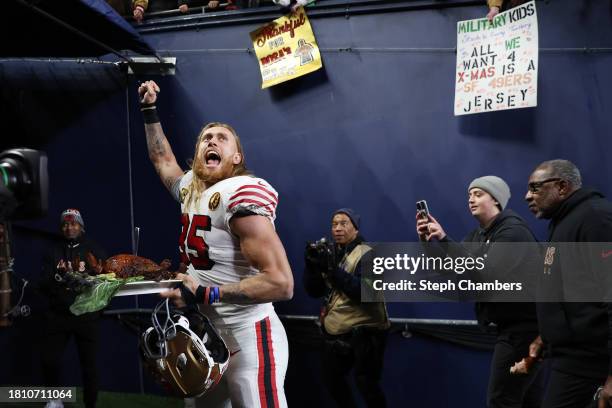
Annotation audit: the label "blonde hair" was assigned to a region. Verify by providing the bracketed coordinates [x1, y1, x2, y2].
[184, 122, 250, 210]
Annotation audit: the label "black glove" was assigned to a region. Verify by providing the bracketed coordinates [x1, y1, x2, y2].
[327, 266, 347, 290]
[304, 242, 336, 274]
[304, 243, 322, 271]
[55, 271, 96, 292]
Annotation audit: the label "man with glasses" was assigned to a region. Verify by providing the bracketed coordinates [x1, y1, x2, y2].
[524, 159, 612, 407]
[303, 208, 390, 407]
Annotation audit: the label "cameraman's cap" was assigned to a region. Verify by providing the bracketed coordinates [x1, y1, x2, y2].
[333, 208, 360, 230]
[468, 176, 511, 210]
[61, 208, 85, 230]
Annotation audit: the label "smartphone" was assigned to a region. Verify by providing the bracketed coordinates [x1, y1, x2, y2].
[416, 200, 430, 219]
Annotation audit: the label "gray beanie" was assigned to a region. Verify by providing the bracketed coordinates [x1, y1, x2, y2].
[468, 176, 511, 210]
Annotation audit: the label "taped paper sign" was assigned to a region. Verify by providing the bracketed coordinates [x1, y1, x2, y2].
[454, 1, 538, 115]
[250, 8, 322, 89]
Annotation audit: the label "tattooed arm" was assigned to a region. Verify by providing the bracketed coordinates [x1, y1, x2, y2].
[144, 122, 183, 192]
[138, 80, 184, 193]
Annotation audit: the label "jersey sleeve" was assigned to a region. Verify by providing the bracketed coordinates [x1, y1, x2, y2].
[223, 178, 279, 230]
[170, 177, 182, 202]
[172, 171, 192, 204]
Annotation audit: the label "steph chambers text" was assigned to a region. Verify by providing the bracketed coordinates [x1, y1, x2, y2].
[372, 279, 523, 293]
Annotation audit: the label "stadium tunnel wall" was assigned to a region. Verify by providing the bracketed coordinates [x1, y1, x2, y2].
[1, 0, 611, 406]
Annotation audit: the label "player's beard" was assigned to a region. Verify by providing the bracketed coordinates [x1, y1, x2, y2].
[193, 154, 234, 187]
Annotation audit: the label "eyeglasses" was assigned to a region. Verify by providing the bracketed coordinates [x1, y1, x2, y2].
[527, 178, 561, 193]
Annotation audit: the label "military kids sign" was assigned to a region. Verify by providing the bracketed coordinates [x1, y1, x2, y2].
[454, 1, 538, 115]
[250, 8, 322, 89]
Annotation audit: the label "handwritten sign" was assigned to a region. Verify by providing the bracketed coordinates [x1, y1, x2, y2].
[250, 8, 322, 89]
[454, 1, 538, 115]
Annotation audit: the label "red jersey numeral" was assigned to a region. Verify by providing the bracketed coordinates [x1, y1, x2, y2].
[178, 214, 215, 270]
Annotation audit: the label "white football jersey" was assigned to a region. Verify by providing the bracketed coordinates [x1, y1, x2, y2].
[175, 171, 278, 327]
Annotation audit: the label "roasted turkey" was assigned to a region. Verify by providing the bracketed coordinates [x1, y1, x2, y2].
[86, 253, 178, 281]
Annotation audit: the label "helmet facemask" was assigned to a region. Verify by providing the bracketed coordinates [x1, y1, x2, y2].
[140, 299, 230, 397]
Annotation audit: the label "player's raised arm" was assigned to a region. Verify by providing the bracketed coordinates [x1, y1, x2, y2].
[138, 80, 184, 193]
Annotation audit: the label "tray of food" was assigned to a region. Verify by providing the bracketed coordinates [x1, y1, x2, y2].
[114, 279, 181, 296]
[105, 254, 181, 296]
[69, 254, 185, 315]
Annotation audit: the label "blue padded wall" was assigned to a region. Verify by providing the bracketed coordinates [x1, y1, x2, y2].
[0, 1, 610, 406]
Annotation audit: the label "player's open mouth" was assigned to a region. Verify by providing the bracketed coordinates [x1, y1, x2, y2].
[205, 150, 221, 168]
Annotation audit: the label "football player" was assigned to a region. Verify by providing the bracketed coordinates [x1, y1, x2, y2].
[138, 80, 293, 408]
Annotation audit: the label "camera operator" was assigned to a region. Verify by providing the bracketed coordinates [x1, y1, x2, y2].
[39, 209, 106, 408]
[303, 208, 390, 408]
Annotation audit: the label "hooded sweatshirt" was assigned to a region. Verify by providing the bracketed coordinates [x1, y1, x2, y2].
[440, 209, 540, 332]
[537, 187, 612, 378]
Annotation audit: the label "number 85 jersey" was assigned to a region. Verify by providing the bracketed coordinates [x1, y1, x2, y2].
[174, 171, 279, 327]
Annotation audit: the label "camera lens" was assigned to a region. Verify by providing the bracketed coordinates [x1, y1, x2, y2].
[0, 149, 48, 220]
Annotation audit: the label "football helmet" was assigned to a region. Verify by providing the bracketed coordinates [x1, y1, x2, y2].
[140, 299, 230, 398]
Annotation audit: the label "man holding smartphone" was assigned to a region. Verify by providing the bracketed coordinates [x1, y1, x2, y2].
[415, 176, 543, 408]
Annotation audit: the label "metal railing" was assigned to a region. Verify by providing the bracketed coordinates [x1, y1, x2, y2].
[104, 308, 478, 326]
[133, 0, 487, 33]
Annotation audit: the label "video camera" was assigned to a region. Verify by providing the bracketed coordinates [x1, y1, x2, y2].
[0, 148, 48, 222]
[306, 237, 335, 260]
[305, 237, 338, 275]
[0, 148, 48, 326]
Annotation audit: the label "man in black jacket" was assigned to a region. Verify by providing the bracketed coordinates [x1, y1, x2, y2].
[304, 208, 390, 408]
[524, 159, 612, 408]
[417, 175, 542, 408]
[40, 209, 106, 408]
